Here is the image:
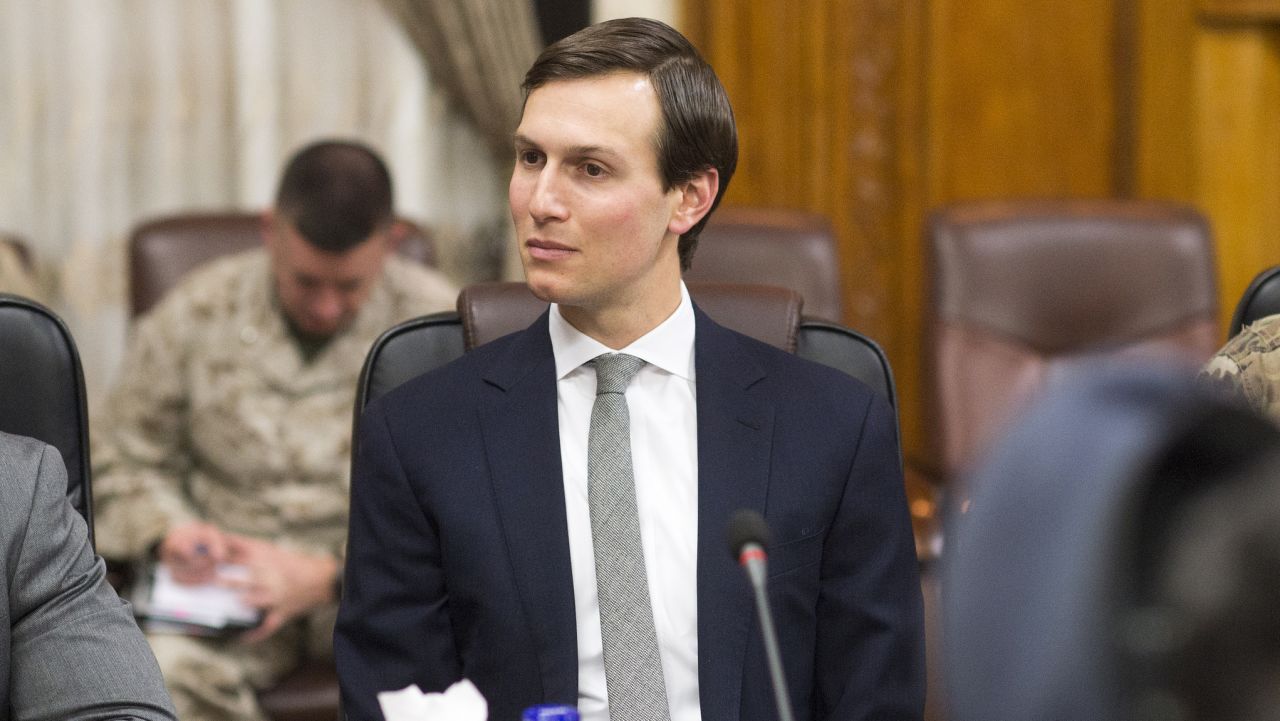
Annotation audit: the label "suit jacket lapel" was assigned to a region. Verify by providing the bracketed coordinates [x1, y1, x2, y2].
[479, 313, 579, 704]
[693, 308, 774, 721]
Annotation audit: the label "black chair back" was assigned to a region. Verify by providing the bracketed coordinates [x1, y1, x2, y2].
[1230, 265, 1280, 339]
[0, 293, 93, 542]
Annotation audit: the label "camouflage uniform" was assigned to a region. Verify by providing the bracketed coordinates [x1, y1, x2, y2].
[92, 248, 457, 721]
[1200, 314, 1280, 424]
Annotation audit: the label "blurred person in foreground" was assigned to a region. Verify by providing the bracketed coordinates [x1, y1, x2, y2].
[944, 362, 1280, 721]
[91, 139, 458, 721]
[336, 17, 923, 721]
[1, 430, 176, 721]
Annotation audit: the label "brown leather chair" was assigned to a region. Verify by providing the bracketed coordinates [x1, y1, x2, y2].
[686, 207, 843, 322]
[926, 199, 1220, 493]
[125, 210, 434, 721]
[916, 199, 1220, 721]
[129, 212, 436, 317]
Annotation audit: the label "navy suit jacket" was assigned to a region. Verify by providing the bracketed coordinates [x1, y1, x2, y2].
[336, 308, 924, 721]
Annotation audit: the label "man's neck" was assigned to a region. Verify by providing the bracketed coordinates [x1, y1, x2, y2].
[558, 284, 683, 350]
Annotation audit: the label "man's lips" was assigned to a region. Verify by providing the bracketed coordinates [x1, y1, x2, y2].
[526, 239, 577, 261]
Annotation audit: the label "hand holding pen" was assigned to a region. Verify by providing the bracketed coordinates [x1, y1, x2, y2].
[158, 521, 230, 584]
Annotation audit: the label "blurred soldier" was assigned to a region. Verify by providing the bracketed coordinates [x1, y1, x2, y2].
[92, 139, 457, 721]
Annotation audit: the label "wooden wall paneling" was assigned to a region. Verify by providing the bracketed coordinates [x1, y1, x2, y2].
[914, 0, 1127, 472]
[683, 1, 915, 461]
[1134, 0, 1200, 201]
[803, 1, 834, 212]
[1114, 0, 1140, 195]
[1200, 0, 1280, 21]
[925, 0, 1120, 202]
[839, 0, 903, 341]
[895, 0, 930, 467]
[1194, 28, 1280, 332]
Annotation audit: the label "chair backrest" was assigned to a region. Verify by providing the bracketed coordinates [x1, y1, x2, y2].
[686, 207, 844, 322]
[128, 211, 437, 317]
[456, 281, 805, 353]
[0, 294, 93, 543]
[356, 281, 895, 421]
[927, 198, 1220, 478]
[1229, 265, 1280, 338]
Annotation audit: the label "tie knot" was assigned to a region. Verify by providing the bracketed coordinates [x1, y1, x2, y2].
[591, 353, 646, 395]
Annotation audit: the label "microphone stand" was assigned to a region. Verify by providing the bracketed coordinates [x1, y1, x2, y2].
[740, 542, 797, 721]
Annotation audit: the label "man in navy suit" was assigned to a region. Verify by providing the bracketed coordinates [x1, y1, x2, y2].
[335, 17, 924, 721]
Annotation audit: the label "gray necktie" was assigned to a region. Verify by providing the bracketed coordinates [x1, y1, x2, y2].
[588, 353, 670, 721]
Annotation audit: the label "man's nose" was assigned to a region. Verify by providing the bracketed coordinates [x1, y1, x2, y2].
[310, 288, 344, 322]
[527, 169, 568, 222]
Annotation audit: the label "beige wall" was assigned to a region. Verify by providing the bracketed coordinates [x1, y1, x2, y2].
[592, 0, 675, 24]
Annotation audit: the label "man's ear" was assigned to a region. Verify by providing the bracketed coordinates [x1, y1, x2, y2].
[387, 219, 409, 253]
[669, 168, 720, 236]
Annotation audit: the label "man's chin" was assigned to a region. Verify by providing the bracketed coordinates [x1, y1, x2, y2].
[290, 320, 345, 344]
[300, 329, 338, 342]
[523, 272, 576, 306]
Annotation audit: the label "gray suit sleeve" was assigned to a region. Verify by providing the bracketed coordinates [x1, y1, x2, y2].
[4, 435, 177, 721]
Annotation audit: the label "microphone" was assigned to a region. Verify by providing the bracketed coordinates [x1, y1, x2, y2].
[727, 509, 796, 721]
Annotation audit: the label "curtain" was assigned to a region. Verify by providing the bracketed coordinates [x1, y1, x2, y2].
[0, 0, 510, 403]
[378, 0, 542, 161]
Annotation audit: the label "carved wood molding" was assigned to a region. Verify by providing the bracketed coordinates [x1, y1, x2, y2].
[843, 0, 903, 332]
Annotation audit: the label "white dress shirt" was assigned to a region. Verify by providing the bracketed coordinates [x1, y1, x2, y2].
[549, 283, 701, 721]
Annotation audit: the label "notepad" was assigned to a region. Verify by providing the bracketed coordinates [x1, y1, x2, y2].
[132, 562, 262, 634]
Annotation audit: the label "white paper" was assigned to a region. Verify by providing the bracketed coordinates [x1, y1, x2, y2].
[146, 562, 261, 629]
[378, 679, 488, 721]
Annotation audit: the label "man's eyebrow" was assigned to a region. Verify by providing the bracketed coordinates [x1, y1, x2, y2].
[567, 145, 623, 162]
[512, 134, 622, 161]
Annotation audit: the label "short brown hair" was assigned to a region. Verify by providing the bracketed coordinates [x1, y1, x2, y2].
[275, 140, 394, 254]
[522, 17, 737, 271]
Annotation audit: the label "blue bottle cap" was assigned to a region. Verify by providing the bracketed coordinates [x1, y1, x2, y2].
[521, 704, 580, 721]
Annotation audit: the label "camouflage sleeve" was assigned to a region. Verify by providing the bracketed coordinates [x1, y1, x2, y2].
[1199, 352, 1251, 407]
[1197, 319, 1280, 420]
[91, 301, 201, 561]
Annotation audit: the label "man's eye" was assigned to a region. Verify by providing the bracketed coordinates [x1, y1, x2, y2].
[520, 150, 542, 165]
[583, 163, 604, 177]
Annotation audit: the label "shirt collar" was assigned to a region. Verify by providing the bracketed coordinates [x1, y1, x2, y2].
[549, 282, 696, 381]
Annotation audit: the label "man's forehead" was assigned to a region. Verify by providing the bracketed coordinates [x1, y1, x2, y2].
[516, 73, 661, 153]
[273, 224, 385, 277]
